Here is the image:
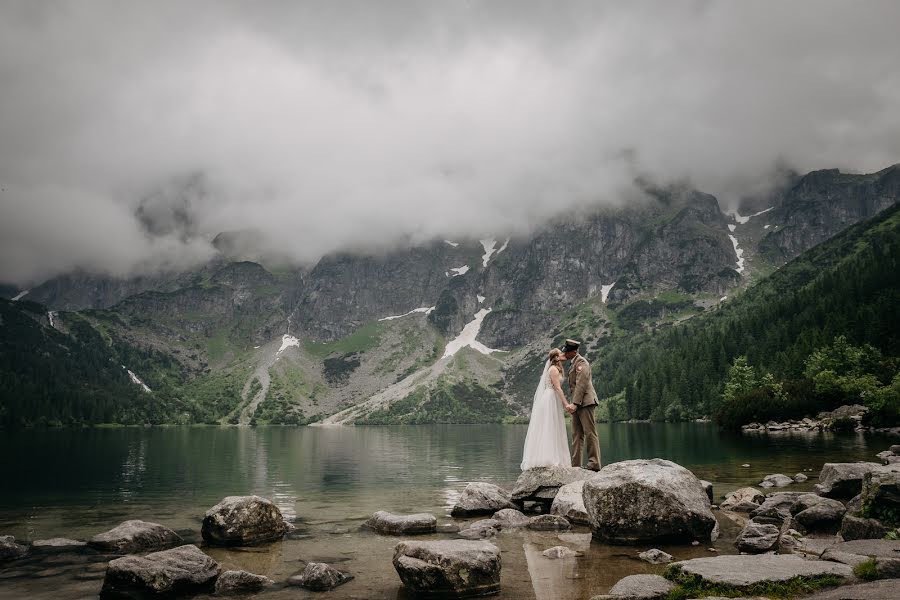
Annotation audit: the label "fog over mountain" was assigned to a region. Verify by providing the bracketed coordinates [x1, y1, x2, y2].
[1, 0, 899, 284]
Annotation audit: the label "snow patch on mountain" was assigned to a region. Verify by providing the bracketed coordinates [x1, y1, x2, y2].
[728, 224, 736, 232]
[732, 206, 774, 225]
[447, 265, 470, 277]
[123, 366, 152, 393]
[728, 234, 745, 274]
[275, 334, 300, 358]
[11, 290, 29, 301]
[601, 283, 615, 303]
[48, 311, 57, 329]
[442, 308, 500, 358]
[444, 240, 459, 247]
[480, 239, 498, 267]
[379, 306, 436, 321]
[477, 295, 485, 304]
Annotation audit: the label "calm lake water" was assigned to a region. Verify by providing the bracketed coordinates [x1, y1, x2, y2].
[0, 423, 895, 599]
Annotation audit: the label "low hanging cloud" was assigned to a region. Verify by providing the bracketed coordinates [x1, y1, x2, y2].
[1, 0, 899, 284]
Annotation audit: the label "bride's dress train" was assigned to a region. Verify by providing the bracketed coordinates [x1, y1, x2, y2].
[520, 361, 570, 470]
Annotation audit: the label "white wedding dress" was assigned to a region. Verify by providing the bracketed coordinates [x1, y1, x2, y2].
[520, 360, 571, 471]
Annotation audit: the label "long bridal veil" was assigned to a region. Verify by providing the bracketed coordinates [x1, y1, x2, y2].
[520, 360, 570, 471]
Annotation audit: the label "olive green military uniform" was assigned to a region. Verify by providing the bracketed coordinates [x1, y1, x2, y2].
[568, 353, 601, 470]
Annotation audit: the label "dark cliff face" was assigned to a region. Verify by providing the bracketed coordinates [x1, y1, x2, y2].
[759, 165, 899, 262]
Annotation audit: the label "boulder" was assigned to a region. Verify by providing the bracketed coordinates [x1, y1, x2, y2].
[760, 474, 794, 488]
[527, 515, 571, 531]
[876, 450, 895, 464]
[492, 508, 531, 528]
[734, 521, 780, 553]
[550, 480, 590, 524]
[720, 488, 765, 512]
[89, 520, 183, 554]
[393, 540, 501, 598]
[793, 498, 846, 533]
[750, 492, 803, 525]
[699, 480, 714, 504]
[288, 562, 353, 591]
[822, 540, 900, 579]
[804, 579, 900, 600]
[511, 466, 594, 503]
[214, 570, 274, 595]
[861, 467, 900, 520]
[671, 554, 852, 588]
[451, 483, 517, 517]
[458, 519, 501, 540]
[607, 574, 675, 599]
[638, 549, 673, 565]
[100, 544, 219, 599]
[201, 495, 288, 546]
[542, 546, 578, 559]
[0, 535, 29, 561]
[364, 511, 437, 535]
[891, 445, 900, 454]
[31, 538, 87, 554]
[794, 473, 809, 482]
[816, 462, 882, 498]
[840, 514, 892, 541]
[583, 459, 716, 544]
[847, 493, 865, 514]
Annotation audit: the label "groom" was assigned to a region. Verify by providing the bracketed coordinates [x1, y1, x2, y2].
[562, 339, 601, 471]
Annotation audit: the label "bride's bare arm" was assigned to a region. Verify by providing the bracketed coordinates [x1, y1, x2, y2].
[549, 367, 569, 408]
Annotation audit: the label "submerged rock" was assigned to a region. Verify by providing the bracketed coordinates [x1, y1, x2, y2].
[550, 480, 590, 524]
[364, 511, 437, 535]
[451, 483, 517, 517]
[393, 539, 501, 598]
[89, 520, 183, 554]
[542, 545, 578, 559]
[582, 459, 717, 544]
[100, 544, 219, 599]
[672, 554, 852, 588]
[201, 495, 288, 546]
[288, 562, 353, 591]
[214, 570, 274, 595]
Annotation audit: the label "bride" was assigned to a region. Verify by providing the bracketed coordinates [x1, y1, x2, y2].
[520, 348, 574, 470]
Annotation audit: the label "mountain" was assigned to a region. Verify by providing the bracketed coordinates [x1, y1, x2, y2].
[0, 165, 897, 427]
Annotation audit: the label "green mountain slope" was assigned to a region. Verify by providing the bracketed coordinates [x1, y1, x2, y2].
[594, 203, 900, 421]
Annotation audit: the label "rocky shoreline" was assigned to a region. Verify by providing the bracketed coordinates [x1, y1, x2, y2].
[3, 450, 900, 599]
[741, 404, 900, 436]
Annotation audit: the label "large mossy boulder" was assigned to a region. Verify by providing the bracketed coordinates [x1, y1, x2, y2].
[201, 495, 288, 546]
[393, 540, 501, 598]
[582, 459, 716, 544]
[100, 544, 220, 599]
[860, 467, 900, 525]
[89, 520, 183, 554]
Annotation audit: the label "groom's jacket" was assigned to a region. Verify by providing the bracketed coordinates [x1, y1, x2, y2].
[568, 354, 599, 407]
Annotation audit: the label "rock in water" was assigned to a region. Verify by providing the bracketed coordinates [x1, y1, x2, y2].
[393, 540, 501, 598]
[760, 474, 794, 488]
[201, 495, 288, 546]
[638, 549, 674, 564]
[582, 459, 717, 544]
[550, 480, 591, 524]
[89, 520, 183, 554]
[451, 483, 516, 517]
[719, 487, 765, 512]
[527, 515, 571, 531]
[511, 466, 594, 503]
[607, 574, 675, 599]
[100, 544, 219, 599]
[288, 562, 354, 591]
[492, 508, 531, 528]
[734, 521, 780, 553]
[214, 570, 274, 595]
[671, 554, 852, 588]
[794, 473, 809, 482]
[542, 546, 578, 559]
[31, 538, 87, 554]
[815, 462, 882, 498]
[458, 519, 501, 540]
[364, 511, 437, 535]
[0, 535, 29, 561]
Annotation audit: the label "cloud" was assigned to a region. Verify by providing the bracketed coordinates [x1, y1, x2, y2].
[1, 0, 899, 284]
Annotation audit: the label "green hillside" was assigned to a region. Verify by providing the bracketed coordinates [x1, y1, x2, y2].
[594, 203, 900, 423]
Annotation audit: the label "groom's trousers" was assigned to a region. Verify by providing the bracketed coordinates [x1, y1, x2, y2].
[571, 404, 601, 469]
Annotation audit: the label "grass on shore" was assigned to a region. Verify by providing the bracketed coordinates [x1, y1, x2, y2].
[664, 565, 844, 600]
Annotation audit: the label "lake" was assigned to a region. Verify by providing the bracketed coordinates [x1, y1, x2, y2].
[0, 423, 894, 599]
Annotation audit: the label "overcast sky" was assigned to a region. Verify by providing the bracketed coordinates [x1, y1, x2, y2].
[1, 0, 899, 284]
